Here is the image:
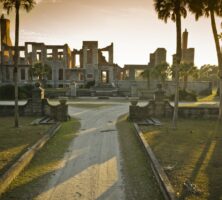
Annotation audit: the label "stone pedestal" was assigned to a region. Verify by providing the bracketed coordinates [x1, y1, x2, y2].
[131, 82, 138, 97]
[57, 97, 69, 121]
[154, 84, 165, 102]
[31, 83, 45, 116]
[70, 82, 77, 97]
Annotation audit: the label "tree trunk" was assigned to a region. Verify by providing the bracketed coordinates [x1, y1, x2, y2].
[172, 6, 182, 129]
[14, 1, 20, 128]
[210, 10, 222, 120]
[183, 75, 188, 91]
[147, 71, 150, 90]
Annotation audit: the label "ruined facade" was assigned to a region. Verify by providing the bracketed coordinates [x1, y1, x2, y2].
[0, 15, 121, 88]
[0, 15, 205, 98]
[120, 48, 167, 82]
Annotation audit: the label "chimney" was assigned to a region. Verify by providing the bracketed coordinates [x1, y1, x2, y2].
[182, 29, 188, 50]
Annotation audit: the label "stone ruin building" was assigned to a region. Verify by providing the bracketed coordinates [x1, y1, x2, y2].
[0, 15, 122, 88]
[0, 15, 209, 98]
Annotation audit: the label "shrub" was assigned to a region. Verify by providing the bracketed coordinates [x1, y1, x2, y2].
[0, 84, 34, 100]
[198, 88, 212, 96]
[19, 84, 34, 99]
[85, 81, 95, 89]
[0, 84, 15, 100]
[169, 90, 197, 102]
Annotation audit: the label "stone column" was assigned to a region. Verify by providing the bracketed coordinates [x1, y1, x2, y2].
[32, 47, 37, 63]
[92, 47, 98, 67]
[109, 43, 114, 64]
[83, 47, 87, 68]
[25, 68, 29, 81]
[57, 98, 68, 121]
[31, 83, 45, 116]
[131, 82, 138, 97]
[129, 68, 135, 80]
[70, 82, 77, 97]
[25, 44, 29, 64]
[109, 68, 114, 84]
[53, 48, 58, 61]
[72, 52, 76, 67]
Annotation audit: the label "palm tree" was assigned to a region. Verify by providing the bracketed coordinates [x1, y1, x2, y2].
[30, 62, 51, 87]
[0, 0, 35, 127]
[175, 63, 199, 90]
[154, 0, 187, 128]
[187, 0, 222, 120]
[152, 62, 170, 88]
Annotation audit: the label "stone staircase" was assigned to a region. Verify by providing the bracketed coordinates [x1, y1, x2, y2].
[90, 83, 118, 97]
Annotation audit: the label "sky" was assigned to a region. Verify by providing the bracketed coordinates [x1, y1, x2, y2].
[1, 0, 222, 68]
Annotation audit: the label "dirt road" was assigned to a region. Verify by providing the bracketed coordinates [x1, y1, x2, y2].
[36, 104, 129, 200]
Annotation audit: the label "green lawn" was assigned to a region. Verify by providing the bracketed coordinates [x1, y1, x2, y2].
[69, 103, 114, 109]
[1, 118, 80, 200]
[116, 115, 164, 200]
[198, 89, 218, 102]
[0, 117, 50, 177]
[142, 119, 222, 200]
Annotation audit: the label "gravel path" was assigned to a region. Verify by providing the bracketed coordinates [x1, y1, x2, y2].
[35, 104, 129, 200]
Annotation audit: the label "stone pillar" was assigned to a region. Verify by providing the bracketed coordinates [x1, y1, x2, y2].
[31, 83, 45, 116]
[129, 68, 135, 80]
[25, 44, 29, 64]
[153, 84, 166, 117]
[72, 52, 76, 67]
[109, 43, 114, 64]
[57, 97, 69, 121]
[83, 47, 87, 68]
[131, 82, 138, 97]
[70, 82, 77, 97]
[32, 48, 37, 63]
[182, 29, 188, 50]
[109, 68, 114, 84]
[53, 48, 58, 61]
[25, 68, 29, 81]
[92, 47, 98, 66]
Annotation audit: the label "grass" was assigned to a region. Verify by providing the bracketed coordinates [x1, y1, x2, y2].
[116, 115, 164, 200]
[141, 119, 222, 200]
[48, 99, 115, 108]
[198, 89, 218, 102]
[178, 102, 218, 108]
[0, 117, 50, 177]
[69, 103, 114, 109]
[1, 118, 80, 200]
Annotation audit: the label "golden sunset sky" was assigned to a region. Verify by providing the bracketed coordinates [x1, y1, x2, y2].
[1, 0, 222, 67]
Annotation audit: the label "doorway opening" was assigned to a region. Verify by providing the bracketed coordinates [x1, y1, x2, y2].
[101, 70, 109, 84]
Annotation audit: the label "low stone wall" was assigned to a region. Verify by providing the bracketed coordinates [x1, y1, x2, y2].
[0, 99, 42, 117]
[129, 101, 219, 120]
[0, 84, 69, 121]
[118, 80, 212, 98]
[0, 99, 69, 122]
[178, 107, 218, 119]
[129, 101, 173, 120]
[46, 102, 69, 121]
